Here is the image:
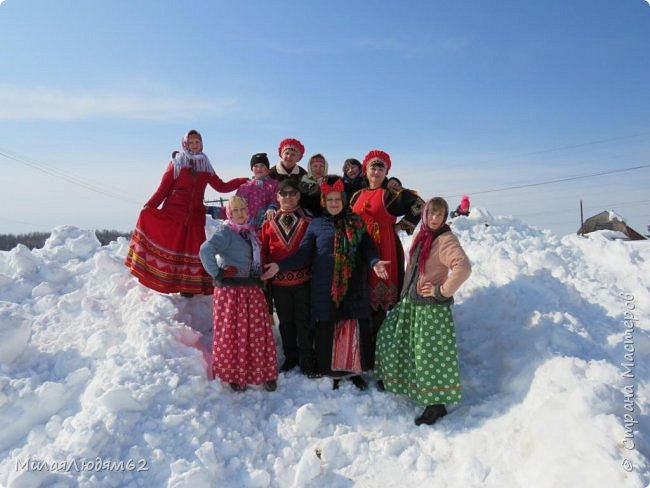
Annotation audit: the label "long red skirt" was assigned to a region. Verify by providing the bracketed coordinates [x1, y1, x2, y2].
[211, 285, 278, 385]
[331, 320, 362, 374]
[124, 208, 213, 294]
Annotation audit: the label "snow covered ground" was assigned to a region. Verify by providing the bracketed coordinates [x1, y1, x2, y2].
[0, 210, 648, 488]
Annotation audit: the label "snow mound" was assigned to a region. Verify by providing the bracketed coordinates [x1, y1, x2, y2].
[0, 213, 648, 487]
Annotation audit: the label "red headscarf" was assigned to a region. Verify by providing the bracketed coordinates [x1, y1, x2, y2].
[409, 198, 450, 275]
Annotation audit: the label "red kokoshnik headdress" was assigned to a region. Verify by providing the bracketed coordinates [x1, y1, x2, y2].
[278, 138, 305, 161]
[362, 150, 392, 175]
[319, 178, 345, 196]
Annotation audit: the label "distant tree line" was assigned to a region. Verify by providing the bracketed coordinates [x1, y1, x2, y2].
[0, 229, 132, 251]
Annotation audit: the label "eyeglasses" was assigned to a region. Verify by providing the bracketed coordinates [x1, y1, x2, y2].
[278, 190, 299, 197]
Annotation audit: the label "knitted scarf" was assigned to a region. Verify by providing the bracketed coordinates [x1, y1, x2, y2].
[330, 211, 366, 307]
[409, 199, 450, 276]
[172, 130, 216, 179]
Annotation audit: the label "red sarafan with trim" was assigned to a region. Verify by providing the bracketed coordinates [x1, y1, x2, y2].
[351, 188, 401, 309]
[125, 130, 248, 295]
[350, 150, 424, 310]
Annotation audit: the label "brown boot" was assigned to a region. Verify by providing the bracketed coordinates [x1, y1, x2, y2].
[229, 383, 247, 392]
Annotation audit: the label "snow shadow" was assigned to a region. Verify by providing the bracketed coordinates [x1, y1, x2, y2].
[451, 270, 620, 429]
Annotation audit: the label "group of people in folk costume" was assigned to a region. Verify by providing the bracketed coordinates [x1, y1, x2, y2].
[125, 130, 472, 426]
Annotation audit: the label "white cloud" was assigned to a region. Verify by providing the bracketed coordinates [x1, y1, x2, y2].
[0, 85, 237, 121]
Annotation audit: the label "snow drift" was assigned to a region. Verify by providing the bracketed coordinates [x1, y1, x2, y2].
[0, 211, 648, 487]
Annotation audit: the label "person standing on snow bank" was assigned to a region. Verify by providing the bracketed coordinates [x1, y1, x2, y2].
[262, 176, 390, 390]
[375, 196, 471, 426]
[450, 195, 471, 218]
[341, 158, 366, 198]
[349, 150, 424, 367]
[199, 196, 278, 393]
[125, 129, 248, 296]
[233, 152, 279, 230]
[386, 177, 403, 191]
[269, 137, 308, 185]
[259, 179, 314, 375]
[298, 153, 329, 217]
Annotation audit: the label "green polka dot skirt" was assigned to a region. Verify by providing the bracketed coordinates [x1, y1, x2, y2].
[375, 297, 461, 406]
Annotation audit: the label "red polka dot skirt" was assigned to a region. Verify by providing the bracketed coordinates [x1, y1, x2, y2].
[211, 285, 278, 385]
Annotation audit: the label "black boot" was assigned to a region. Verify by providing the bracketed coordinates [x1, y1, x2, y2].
[180, 292, 194, 298]
[351, 375, 368, 391]
[280, 359, 298, 372]
[376, 379, 385, 392]
[332, 379, 341, 390]
[414, 404, 447, 426]
[300, 358, 322, 378]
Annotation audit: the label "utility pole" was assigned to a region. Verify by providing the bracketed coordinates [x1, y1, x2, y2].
[579, 200, 585, 237]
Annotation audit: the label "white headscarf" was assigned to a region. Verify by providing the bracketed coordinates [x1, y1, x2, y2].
[172, 129, 216, 179]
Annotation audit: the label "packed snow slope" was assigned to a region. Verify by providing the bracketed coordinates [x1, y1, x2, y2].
[0, 209, 648, 488]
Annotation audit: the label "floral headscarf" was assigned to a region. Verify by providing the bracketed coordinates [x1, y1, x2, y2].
[321, 177, 366, 307]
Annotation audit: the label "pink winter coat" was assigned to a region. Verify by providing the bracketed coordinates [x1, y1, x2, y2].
[413, 231, 471, 298]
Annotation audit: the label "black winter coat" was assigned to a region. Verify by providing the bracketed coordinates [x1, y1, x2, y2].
[278, 213, 379, 324]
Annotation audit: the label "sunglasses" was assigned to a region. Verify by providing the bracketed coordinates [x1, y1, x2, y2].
[278, 190, 299, 197]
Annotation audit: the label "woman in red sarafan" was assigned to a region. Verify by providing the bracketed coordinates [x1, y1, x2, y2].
[350, 150, 424, 365]
[125, 129, 248, 295]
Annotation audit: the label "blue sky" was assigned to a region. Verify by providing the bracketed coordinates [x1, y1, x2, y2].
[1, 0, 649, 236]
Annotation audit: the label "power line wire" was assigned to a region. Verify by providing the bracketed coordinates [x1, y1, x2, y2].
[0, 149, 141, 204]
[2, 139, 648, 223]
[448, 163, 650, 198]
[462, 131, 650, 166]
[0, 216, 50, 229]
